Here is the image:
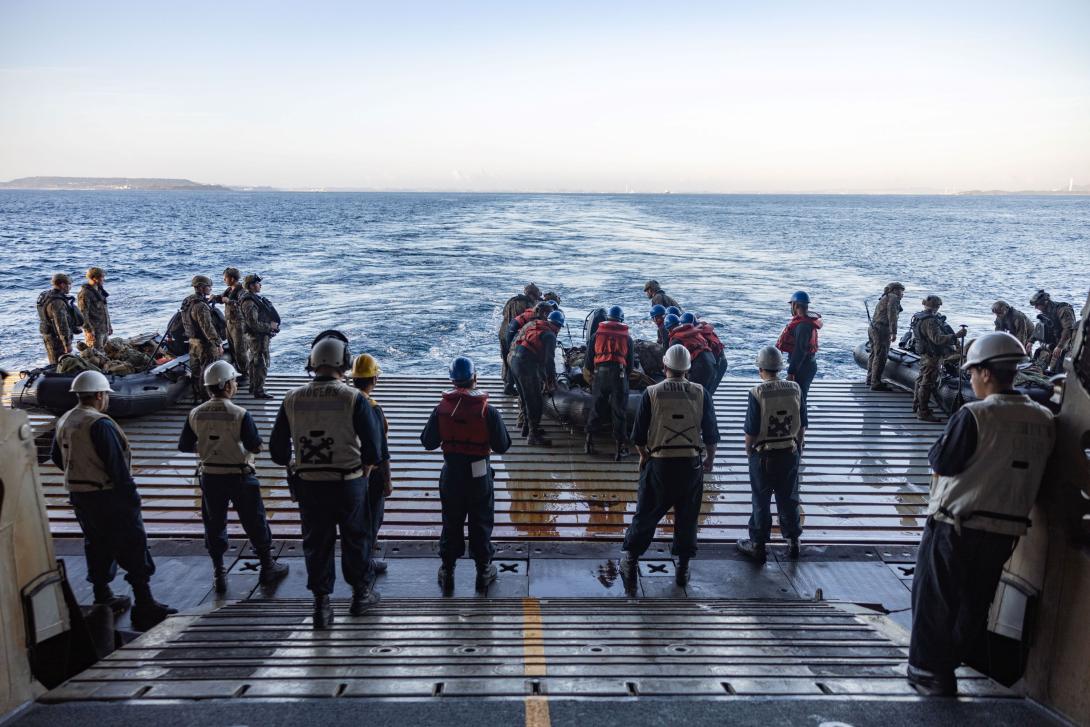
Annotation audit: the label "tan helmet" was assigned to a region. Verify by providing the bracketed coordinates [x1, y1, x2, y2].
[662, 343, 691, 372]
[203, 360, 239, 386]
[69, 370, 114, 394]
[991, 300, 1010, 315]
[922, 295, 943, 308]
[86, 266, 105, 281]
[244, 273, 262, 288]
[351, 353, 381, 379]
[755, 345, 784, 371]
[191, 274, 213, 288]
[962, 331, 1026, 370]
[644, 279, 661, 292]
[51, 272, 71, 286]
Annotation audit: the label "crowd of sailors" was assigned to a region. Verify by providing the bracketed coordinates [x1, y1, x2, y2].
[37, 271, 1067, 697]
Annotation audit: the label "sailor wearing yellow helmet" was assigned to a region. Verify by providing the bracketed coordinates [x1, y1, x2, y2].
[350, 353, 393, 577]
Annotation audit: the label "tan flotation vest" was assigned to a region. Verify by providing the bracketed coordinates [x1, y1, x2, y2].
[929, 393, 1054, 536]
[55, 405, 131, 492]
[646, 377, 705, 458]
[751, 379, 802, 452]
[187, 398, 256, 475]
[282, 379, 364, 481]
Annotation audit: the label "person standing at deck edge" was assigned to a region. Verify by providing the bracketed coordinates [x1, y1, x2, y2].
[421, 356, 512, 595]
[907, 332, 1054, 697]
[776, 290, 822, 429]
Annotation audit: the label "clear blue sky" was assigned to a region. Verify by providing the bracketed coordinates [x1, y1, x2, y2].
[1, 0, 1088, 191]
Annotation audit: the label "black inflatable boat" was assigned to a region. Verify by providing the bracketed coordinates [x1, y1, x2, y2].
[9, 356, 191, 418]
[542, 380, 643, 431]
[853, 341, 1056, 414]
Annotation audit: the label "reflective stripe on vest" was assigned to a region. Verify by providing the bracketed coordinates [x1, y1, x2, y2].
[437, 388, 491, 457]
[593, 321, 630, 366]
[669, 324, 711, 358]
[188, 398, 255, 475]
[55, 405, 130, 492]
[776, 314, 821, 354]
[282, 380, 365, 481]
[646, 378, 705, 458]
[929, 394, 1054, 536]
[751, 379, 801, 452]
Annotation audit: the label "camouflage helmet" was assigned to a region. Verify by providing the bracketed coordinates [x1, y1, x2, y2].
[922, 295, 943, 308]
[51, 272, 71, 286]
[223, 267, 241, 280]
[524, 282, 542, 299]
[542, 291, 561, 305]
[191, 274, 213, 288]
[244, 273, 262, 288]
[644, 279, 661, 292]
[991, 300, 1010, 315]
[885, 281, 905, 293]
[86, 266, 105, 281]
[1029, 289, 1050, 306]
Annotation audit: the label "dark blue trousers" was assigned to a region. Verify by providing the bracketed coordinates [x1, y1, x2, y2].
[622, 456, 704, 559]
[438, 456, 495, 566]
[70, 489, 155, 588]
[747, 449, 802, 543]
[587, 362, 629, 442]
[296, 478, 373, 595]
[689, 351, 718, 394]
[793, 357, 817, 428]
[199, 472, 274, 563]
[368, 469, 386, 544]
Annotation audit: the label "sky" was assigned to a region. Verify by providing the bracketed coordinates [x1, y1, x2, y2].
[1, 0, 1088, 193]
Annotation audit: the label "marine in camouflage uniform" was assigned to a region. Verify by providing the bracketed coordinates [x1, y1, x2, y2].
[181, 275, 224, 402]
[991, 300, 1033, 354]
[643, 280, 682, 311]
[910, 296, 965, 422]
[37, 273, 81, 365]
[867, 282, 904, 390]
[213, 267, 249, 378]
[1030, 290, 1077, 374]
[240, 274, 280, 399]
[77, 267, 113, 350]
[104, 337, 154, 372]
[497, 283, 542, 395]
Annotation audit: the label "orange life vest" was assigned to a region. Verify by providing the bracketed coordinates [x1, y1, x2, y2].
[513, 319, 556, 358]
[696, 322, 724, 359]
[669, 323, 711, 358]
[593, 321, 630, 366]
[776, 313, 822, 354]
[514, 308, 537, 328]
[436, 388, 491, 457]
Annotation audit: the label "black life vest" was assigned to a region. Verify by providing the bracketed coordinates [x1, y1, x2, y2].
[909, 310, 955, 356]
[436, 388, 491, 457]
[36, 289, 81, 336]
[593, 321, 630, 366]
[240, 291, 281, 334]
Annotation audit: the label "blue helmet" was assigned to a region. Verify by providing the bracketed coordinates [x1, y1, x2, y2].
[449, 356, 475, 382]
[547, 310, 565, 327]
[607, 305, 624, 322]
[546, 299, 560, 310]
[663, 313, 681, 330]
[789, 290, 810, 305]
[649, 304, 666, 319]
[666, 306, 681, 316]
[679, 312, 696, 325]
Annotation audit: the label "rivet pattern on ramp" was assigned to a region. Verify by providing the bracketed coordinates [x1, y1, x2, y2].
[10, 375, 939, 543]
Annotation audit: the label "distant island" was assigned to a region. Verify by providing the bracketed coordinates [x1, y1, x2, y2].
[0, 176, 231, 191]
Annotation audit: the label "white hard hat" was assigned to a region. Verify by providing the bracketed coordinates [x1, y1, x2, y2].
[69, 370, 114, 394]
[962, 331, 1027, 369]
[663, 344, 692, 372]
[203, 360, 239, 386]
[755, 345, 783, 371]
[309, 336, 349, 371]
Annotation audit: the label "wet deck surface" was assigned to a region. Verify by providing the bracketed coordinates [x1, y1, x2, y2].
[17, 374, 939, 544]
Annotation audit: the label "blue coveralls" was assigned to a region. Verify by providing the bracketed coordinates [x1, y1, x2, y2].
[786, 320, 817, 428]
[743, 391, 802, 544]
[585, 328, 635, 443]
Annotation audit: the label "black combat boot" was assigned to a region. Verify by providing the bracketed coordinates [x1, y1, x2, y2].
[521, 422, 530, 438]
[614, 441, 628, 462]
[92, 584, 132, 615]
[370, 559, 388, 575]
[917, 410, 941, 423]
[787, 538, 801, 559]
[212, 565, 228, 594]
[253, 389, 275, 400]
[906, 665, 957, 697]
[528, 428, 552, 447]
[736, 539, 767, 564]
[870, 382, 891, 391]
[350, 586, 381, 615]
[675, 558, 690, 587]
[312, 595, 334, 630]
[258, 552, 290, 586]
[130, 584, 177, 632]
[437, 563, 455, 595]
[584, 433, 596, 455]
[475, 562, 498, 592]
[619, 551, 638, 594]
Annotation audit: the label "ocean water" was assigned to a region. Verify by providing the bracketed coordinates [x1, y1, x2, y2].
[2, 191, 1087, 379]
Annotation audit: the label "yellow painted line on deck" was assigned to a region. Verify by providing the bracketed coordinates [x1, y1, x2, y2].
[522, 597, 551, 727]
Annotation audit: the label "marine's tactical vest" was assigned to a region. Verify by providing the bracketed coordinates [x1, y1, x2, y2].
[669, 324, 711, 358]
[909, 311, 955, 356]
[1040, 301, 1075, 345]
[871, 293, 901, 330]
[750, 379, 802, 452]
[180, 295, 212, 342]
[646, 378, 705, 458]
[36, 289, 80, 337]
[929, 393, 1054, 536]
[513, 319, 555, 358]
[55, 405, 131, 492]
[436, 388, 491, 457]
[593, 321, 631, 366]
[221, 284, 243, 325]
[282, 380, 365, 481]
[187, 398, 255, 475]
[776, 313, 822, 354]
[696, 322, 725, 359]
[240, 291, 281, 335]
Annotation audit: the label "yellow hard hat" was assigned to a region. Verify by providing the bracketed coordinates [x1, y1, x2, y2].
[351, 353, 381, 378]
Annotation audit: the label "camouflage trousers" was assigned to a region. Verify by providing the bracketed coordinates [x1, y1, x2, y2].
[189, 341, 221, 401]
[913, 355, 941, 415]
[226, 322, 249, 376]
[83, 327, 110, 351]
[246, 334, 270, 394]
[867, 324, 891, 386]
[42, 335, 71, 365]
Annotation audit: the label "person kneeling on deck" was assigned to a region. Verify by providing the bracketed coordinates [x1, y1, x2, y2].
[585, 305, 634, 460]
[736, 347, 804, 563]
[907, 332, 1054, 697]
[350, 353, 393, 577]
[51, 371, 177, 630]
[421, 357, 512, 595]
[508, 310, 564, 446]
[270, 331, 385, 629]
[177, 360, 289, 595]
[620, 345, 719, 592]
